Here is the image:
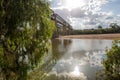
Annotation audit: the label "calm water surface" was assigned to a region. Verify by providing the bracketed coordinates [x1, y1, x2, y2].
[42, 39, 113, 80]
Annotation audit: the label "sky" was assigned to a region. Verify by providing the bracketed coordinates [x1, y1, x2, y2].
[48, 0, 120, 29]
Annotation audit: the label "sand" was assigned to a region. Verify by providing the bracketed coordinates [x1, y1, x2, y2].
[60, 34, 120, 40]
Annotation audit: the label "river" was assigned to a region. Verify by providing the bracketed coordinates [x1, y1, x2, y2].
[41, 38, 113, 80]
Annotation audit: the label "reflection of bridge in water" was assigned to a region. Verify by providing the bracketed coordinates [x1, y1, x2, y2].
[51, 10, 73, 38]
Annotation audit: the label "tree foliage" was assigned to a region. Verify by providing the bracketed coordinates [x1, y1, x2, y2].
[0, 0, 55, 80]
[97, 40, 120, 80]
[103, 40, 120, 80]
[71, 23, 120, 35]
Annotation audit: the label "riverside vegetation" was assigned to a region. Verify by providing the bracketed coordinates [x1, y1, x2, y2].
[0, 0, 120, 80]
[97, 40, 120, 80]
[0, 0, 55, 80]
[72, 23, 120, 35]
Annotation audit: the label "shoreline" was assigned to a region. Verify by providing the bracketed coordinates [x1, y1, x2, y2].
[59, 33, 120, 40]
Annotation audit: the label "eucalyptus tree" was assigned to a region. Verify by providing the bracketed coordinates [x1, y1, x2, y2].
[97, 40, 120, 80]
[0, 0, 55, 80]
[103, 40, 120, 80]
[98, 25, 103, 34]
[109, 23, 120, 33]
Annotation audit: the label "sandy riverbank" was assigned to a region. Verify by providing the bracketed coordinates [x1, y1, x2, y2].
[60, 34, 120, 40]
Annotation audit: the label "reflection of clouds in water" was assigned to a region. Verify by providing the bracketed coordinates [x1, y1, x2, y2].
[49, 70, 87, 80]
[79, 57, 88, 65]
[48, 39, 113, 80]
[50, 50, 106, 76]
[49, 56, 88, 79]
[55, 50, 105, 68]
[49, 51, 106, 80]
[89, 51, 106, 67]
[70, 39, 112, 52]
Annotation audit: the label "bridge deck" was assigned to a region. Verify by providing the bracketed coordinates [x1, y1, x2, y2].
[51, 10, 73, 37]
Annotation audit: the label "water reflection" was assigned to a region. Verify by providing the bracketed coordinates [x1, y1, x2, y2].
[72, 66, 80, 76]
[48, 39, 113, 80]
[29, 39, 113, 80]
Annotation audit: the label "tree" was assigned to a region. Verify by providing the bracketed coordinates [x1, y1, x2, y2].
[97, 40, 120, 80]
[109, 23, 120, 33]
[98, 25, 102, 29]
[98, 25, 103, 34]
[0, 0, 55, 80]
[103, 40, 120, 80]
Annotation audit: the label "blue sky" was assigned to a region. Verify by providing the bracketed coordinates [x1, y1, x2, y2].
[48, 0, 120, 29]
[102, 0, 120, 15]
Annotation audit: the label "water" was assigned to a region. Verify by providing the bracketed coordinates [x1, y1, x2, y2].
[41, 39, 113, 80]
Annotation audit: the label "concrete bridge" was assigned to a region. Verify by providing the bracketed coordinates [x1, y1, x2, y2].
[51, 10, 73, 38]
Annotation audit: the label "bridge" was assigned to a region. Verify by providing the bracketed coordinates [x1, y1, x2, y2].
[51, 10, 73, 38]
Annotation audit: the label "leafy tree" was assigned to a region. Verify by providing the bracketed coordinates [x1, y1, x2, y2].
[98, 25, 102, 29]
[97, 40, 120, 80]
[110, 23, 120, 33]
[98, 25, 103, 34]
[103, 40, 120, 80]
[0, 0, 55, 80]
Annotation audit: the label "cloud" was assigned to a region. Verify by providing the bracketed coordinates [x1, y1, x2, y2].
[117, 15, 120, 17]
[70, 8, 86, 18]
[82, 11, 114, 28]
[47, 0, 53, 2]
[50, 0, 120, 29]
[69, 11, 113, 29]
[53, 9, 70, 22]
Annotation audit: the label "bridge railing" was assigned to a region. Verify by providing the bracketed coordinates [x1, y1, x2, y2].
[51, 10, 73, 37]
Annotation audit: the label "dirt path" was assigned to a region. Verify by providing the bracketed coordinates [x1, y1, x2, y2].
[60, 34, 120, 40]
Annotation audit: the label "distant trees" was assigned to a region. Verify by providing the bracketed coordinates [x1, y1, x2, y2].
[98, 25, 103, 34]
[98, 25, 103, 29]
[0, 0, 55, 80]
[110, 23, 120, 33]
[71, 23, 120, 35]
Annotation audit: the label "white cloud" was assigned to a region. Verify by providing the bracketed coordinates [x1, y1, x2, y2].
[48, 0, 52, 1]
[46, 0, 53, 2]
[50, 0, 120, 29]
[70, 8, 86, 18]
[117, 15, 120, 17]
[53, 9, 70, 22]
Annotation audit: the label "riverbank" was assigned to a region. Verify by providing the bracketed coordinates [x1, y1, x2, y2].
[60, 33, 120, 40]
